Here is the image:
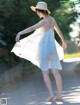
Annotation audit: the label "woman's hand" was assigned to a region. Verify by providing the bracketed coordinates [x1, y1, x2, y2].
[15, 33, 21, 42]
[62, 41, 67, 49]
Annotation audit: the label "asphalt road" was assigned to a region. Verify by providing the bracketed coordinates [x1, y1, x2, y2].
[0, 58, 80, 105]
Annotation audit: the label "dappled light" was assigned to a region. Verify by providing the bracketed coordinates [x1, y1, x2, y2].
[63, 86, 80, 104]
[0, 1, 80, 105]
[27, 101, 64, 105]
[68, 3, 80, 53]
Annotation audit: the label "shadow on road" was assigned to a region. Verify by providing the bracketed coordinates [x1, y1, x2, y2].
[0, 58, 80, 105]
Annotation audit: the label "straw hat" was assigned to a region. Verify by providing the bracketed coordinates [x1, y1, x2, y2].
[30, 1, 51, 14]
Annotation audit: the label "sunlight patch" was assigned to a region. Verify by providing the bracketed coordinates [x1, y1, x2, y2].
[44, 102, 52, 104]
[56, 101, 63, 104]
[63, 57, 80, 62]
[27, 101, 36, 104]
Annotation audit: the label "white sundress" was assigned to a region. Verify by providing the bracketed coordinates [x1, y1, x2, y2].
[11, 28, 64, 71]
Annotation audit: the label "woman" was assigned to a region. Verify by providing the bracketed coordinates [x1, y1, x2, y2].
[11, 1, 67, 101]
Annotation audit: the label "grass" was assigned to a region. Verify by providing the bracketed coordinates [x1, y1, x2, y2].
[64, 53, 80, 58]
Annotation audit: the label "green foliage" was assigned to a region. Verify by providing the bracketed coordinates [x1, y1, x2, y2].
[0, 0, 76, 49]
[52, 2, 76, 41]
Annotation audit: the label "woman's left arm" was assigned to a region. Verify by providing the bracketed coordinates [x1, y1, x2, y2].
[53, 19, 67, 49]
[16, 19, 45, 42]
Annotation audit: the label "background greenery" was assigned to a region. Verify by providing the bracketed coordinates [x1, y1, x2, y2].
[0, 0, 77, 64]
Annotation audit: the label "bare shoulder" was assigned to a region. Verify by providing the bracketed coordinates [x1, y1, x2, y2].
[39, 18, 45, 23]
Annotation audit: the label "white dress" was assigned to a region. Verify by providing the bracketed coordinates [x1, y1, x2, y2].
[11, 28, 64, 71]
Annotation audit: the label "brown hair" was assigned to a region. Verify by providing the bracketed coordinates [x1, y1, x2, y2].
[36, 8, 48, 15]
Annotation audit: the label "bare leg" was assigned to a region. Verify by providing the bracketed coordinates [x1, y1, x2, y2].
[42, 70, 54, 100]
[51, 69, 62, 99]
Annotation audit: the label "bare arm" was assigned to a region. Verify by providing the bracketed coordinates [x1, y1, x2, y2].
[53, 18, 65, 43]
[19, 19, 45, 35]
[53, 18, 67, 49]
[16, 19, 45, 42]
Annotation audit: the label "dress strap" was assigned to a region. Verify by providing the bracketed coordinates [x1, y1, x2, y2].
[50, 18, 52, 29]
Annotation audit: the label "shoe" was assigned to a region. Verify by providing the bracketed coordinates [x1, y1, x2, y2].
[46, 96, 54, 101]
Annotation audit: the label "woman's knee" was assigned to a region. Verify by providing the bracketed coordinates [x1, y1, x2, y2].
[42, 70, 49, 79]
[42, 70, 49, 75]
[51, 69, 60, 76]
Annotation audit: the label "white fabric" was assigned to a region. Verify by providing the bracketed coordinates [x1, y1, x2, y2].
[11, 28, 64, 71]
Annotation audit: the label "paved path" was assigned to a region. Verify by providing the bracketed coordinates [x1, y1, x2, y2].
[0, 58, 80, 105]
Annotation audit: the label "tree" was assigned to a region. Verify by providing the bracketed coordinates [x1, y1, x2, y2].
[52, 2, 76, 42]
[0, 0, 76, 63]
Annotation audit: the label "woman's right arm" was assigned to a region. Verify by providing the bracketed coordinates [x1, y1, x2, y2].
[52, 18, 67, 49]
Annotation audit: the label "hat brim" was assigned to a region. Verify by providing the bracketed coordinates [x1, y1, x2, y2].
[30, 6, 51, 14]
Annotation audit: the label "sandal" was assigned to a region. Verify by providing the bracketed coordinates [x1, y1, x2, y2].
[46, 96, 54, 101]
[53, 97, 62, 101]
